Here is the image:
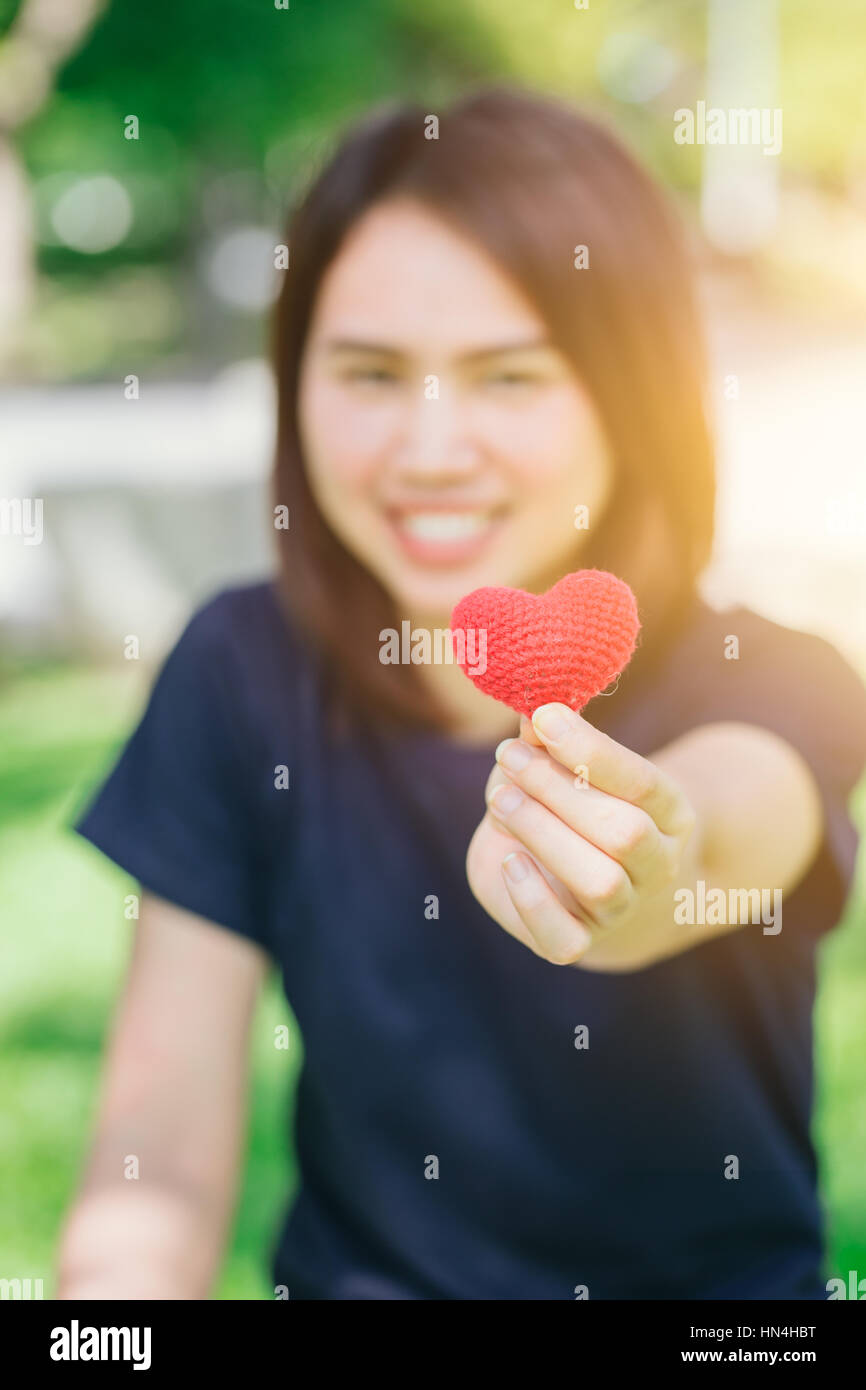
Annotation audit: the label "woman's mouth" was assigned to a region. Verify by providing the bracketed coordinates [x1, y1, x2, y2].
[384, 507, 507, 567]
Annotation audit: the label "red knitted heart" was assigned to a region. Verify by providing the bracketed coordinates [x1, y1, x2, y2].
[449, 569, 640, 718]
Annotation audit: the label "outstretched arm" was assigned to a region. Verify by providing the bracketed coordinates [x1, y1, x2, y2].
[466, 704, 823, 971]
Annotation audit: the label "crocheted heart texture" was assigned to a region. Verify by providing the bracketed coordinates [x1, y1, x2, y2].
[449, 569, 640, 718]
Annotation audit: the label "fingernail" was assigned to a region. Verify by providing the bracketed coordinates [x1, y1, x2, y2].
[532, 703, 571, 741]
[495, 738, 531, 772]
[491, 783, 524, 815]
[502, 852, 530, 883]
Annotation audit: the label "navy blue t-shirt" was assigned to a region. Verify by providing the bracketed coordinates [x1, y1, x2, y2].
[72, 578, 866, 1300]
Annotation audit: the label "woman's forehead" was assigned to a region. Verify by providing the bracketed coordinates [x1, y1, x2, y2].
[306, 199, 546, 344]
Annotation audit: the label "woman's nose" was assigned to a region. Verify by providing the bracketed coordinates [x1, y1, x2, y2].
[393, 382, 480, 477]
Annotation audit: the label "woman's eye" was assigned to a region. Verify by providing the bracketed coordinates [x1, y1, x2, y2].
[485, 372, 537, 387]
[345, 367, 399, 384]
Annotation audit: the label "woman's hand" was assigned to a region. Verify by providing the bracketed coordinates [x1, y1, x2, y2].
[466, 702, 826, 971]
[465, 702, 701, 970]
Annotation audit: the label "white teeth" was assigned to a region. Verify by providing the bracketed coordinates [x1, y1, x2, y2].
[396, 511, 494, 542]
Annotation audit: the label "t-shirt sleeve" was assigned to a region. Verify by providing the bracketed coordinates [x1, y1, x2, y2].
[72, 592, 274, 957]
[682, 609, 866, 935]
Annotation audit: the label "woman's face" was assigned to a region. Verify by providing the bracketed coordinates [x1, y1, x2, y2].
[297, 197, 613, 623]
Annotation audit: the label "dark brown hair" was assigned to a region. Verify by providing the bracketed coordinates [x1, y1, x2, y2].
[270, 83, 715, 737]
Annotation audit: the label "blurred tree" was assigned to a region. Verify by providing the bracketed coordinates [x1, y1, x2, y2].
[4, 0, 866, 378]
[0, 0, 105, 364]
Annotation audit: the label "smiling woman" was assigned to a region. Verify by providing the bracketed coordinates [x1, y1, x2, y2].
[273, 86, 715, 737]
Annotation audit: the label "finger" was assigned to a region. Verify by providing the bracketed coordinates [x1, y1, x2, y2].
[519, 713, 544, 748]
[530, 703, 692, 837]
[494, 737, 672, 888]
[472, 787, 589, 929]
[501, 851, 593, 965]
[487, 779, 635, 930]
[466, 812, 547, 956]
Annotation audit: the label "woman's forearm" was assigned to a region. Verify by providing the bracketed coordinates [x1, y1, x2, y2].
[576, 719, 823, 971]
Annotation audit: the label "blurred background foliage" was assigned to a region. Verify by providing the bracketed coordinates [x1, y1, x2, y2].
[2, 0, 866, 380]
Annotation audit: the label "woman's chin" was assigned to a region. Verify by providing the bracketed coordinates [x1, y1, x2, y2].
[384, 575, 482, 624]
[366, 522, 570, 620]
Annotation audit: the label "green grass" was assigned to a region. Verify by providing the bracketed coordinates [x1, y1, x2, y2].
[1, 658, 865, 1298]
[0, 659, 298, 1300]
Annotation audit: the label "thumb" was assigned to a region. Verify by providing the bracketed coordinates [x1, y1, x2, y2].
[520, 712, 545, 747]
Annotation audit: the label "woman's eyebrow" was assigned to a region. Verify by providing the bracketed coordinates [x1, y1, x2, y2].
[322, 336, 553, 360]
[323, 338, 403, 358]
[463, 338, 553, 362]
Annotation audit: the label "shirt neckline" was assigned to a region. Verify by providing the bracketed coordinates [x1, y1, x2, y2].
[385, 590, 711, 762]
